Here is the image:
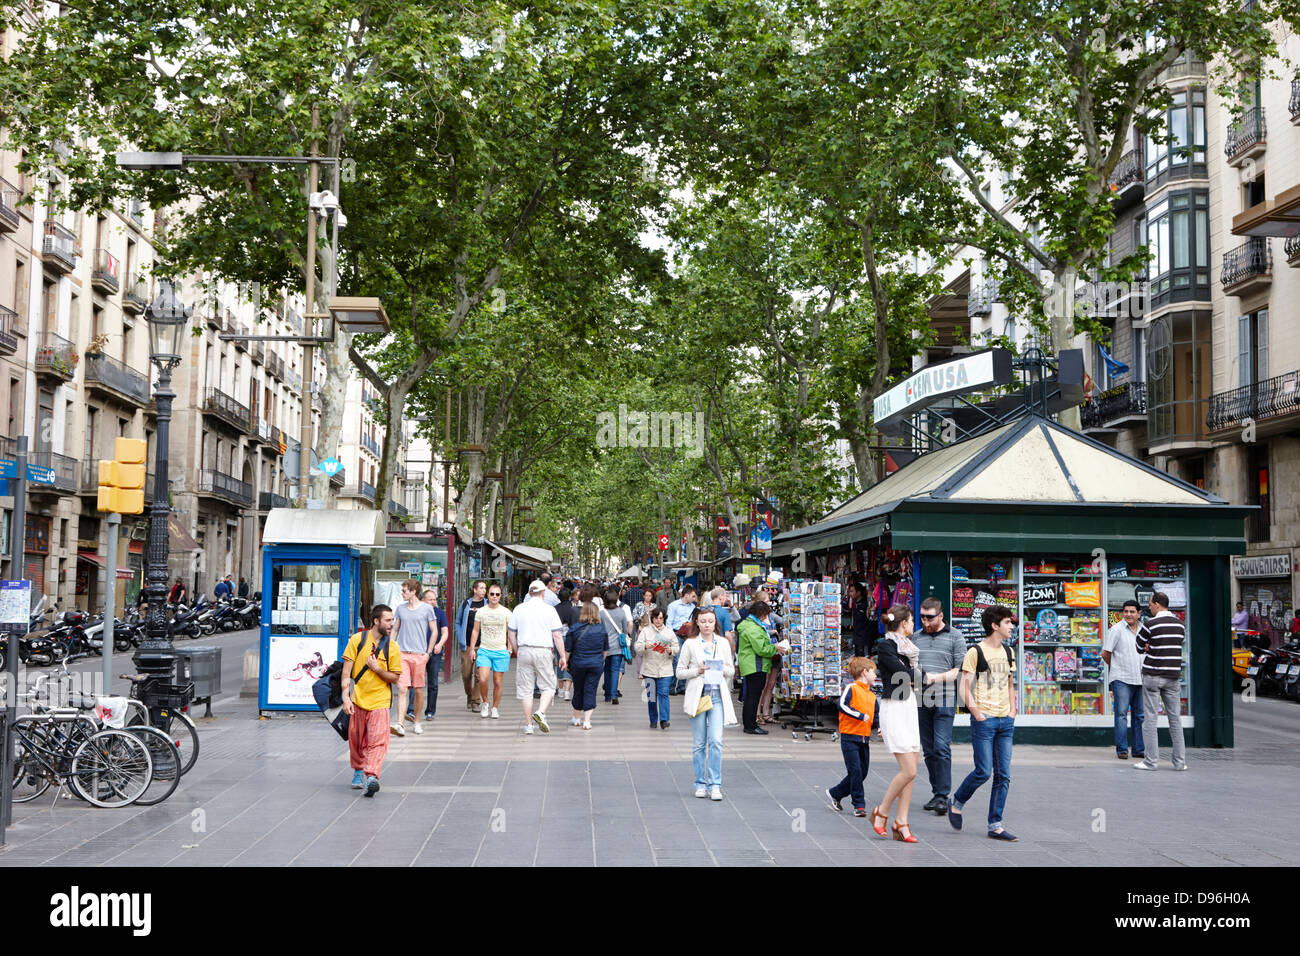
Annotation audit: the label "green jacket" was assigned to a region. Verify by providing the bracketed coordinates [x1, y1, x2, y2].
[737, 617, 777, 677]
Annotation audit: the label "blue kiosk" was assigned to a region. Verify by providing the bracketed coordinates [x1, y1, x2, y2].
[258, 508, 385, 712]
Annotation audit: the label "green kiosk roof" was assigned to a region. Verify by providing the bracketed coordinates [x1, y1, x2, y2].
[772, 415, 1251, 557]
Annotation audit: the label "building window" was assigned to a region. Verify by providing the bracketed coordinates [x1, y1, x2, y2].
[1146, 310, 1210, 447]
[25, 515, 50, 555]
[1248, 444, 1270, 543]
[1146, 190, 1210, 307]
[1238, 308, 1268, 388]
[1145, 87, 1206, 185]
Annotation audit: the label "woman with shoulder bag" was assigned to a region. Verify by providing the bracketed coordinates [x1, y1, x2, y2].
[870, 604, 923, 843]
[599, 586, 632, 705]
[565, 601, 607, 730]
[677, 606, 737, 801]
[635, 606, 679, 730]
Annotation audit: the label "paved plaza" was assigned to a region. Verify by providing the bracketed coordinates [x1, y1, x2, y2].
[2, 642, 1298, 867]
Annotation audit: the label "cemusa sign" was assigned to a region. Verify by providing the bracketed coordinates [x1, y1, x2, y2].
[873, 348, 1014, 431]
[1232, 553, 1293, 578]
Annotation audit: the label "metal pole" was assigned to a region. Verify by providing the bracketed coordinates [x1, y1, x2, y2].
[298, 104, 319, 507]
[135, 363, 177, 686]
[443, 387, 451, 525]
[2, 435, 28, 837]
[102, 512, 120, 690]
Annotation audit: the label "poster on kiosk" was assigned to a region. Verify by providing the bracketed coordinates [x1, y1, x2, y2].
[258, 508, 385, 711]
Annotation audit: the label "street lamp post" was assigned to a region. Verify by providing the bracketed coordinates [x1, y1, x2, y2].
[134, 281, 191, 682]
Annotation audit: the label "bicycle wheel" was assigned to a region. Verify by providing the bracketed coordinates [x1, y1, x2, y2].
[122, 699, 150, 728]
[123, 725, 181, 806]
[69, 729, 152, 808]
[11, 735, 52, 803]
[158, 709, 200, 775]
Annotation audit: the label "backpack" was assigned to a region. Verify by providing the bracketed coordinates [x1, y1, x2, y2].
[312, 630, 393, 740]
[973, 641, 1014, 676]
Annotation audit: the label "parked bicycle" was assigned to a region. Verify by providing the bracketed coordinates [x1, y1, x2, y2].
[121, 673, 200, 775]
[10, 704, 154, 808]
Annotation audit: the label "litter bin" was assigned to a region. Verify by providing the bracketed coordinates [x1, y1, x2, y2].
[174, 645, 222, 717]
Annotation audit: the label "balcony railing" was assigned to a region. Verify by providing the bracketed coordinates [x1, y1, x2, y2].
[35, 332, 78, 380]
[252, 341, 265, 365]
[287, 369, 301, 393]
[84, 351, 150, 406]
[0, 178, 21, 232]
[1221, 237, 1271, 291]
[1286, 235, 1300, 265]
[387, 498, 409, 517]
[123, 277, 148, 315]
[201, 387, 252, 432]
[270, 425, 285, 453]
[1080, 381, 1147, 430]
[967, 279, 998, 318]
[41, 221, 77, 273]
[197, 470, 253, 506]
[344, 481, 376, 501]
[128, 196, 144, 225]
[0, 305, 18, 354]
[1109, 148, 1143, 192]
[259, 490, 291, 510]
[1207, 371, 1300, 431]
[1291, 78, 1300, 124]
[1225, 107, 1266, 161]
[287, 309, 303, 335]
[361, 433, 381, 457]
[30, 449, 78, 493]
[91, 248, 120, 294]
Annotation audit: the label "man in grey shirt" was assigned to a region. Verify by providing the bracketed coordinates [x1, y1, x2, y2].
[913, 596, 968, 815]
[391, 578, 439, 737]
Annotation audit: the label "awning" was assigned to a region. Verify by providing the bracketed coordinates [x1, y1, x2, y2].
[77, 552, 135, 579]
[168, 514, 201, 552]
[263, 507, 385, 548]
[489, 541, 553, 570]
[618, 564, 645, 578]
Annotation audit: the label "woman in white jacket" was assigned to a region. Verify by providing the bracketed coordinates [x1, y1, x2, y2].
[676, 607, 737, 801]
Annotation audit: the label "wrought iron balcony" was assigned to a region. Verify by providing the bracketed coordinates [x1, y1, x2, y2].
[35, 332, 78, 381]
[361, 433, 381, 457]
[0, 304, 18, 355]
[0, 178, 21, 233]
[201, 387, 252, 432]
[271, 425, 285, 453]
[29, 449, 78, 494]
[233, 323, 248, 352]
[1221, 237, 1271, 295]
[197, 469, 253, 506]
[252, 340, 265, 365]
[967, 278, 998, 317]
[123, 277, 148, 315]
[91, 248, 120, 294]
[1225, 107, 1266, 163]
[1108, 148, 1143, 194]
[1207, 371, 1300, 432]
[41, 221, 77, 273]
[1080, 381, 1147, 430]
[343, 481, 376, 501]
[84, 351, 149, 406]
[1286, 235, 1300, 266]
[128, 196, 144, 225]
[1291, 77, 1300, 124]
[387, 498, 409, 517]
[259, 490, 290, 510]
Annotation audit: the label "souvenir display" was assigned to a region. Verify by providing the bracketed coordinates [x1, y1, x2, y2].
[782, 579, 843, 699]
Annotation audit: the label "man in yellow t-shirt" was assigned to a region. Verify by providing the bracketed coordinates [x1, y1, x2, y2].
[949, 605, 1018, 842]
[342, 605, 401, 796]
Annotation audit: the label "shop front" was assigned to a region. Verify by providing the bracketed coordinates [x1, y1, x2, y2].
[771, 414, 1250, 747]
[1232, 552, 1296, 648]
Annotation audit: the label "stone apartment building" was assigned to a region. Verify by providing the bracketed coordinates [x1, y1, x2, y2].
[919, 41, 1300, 643]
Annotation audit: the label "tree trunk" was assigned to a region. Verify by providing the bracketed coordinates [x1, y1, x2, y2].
[1051, 262, 1081, 430]
[373, 382, 410, 516]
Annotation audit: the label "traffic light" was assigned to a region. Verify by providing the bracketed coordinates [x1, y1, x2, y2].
[97, 436, 147, 514]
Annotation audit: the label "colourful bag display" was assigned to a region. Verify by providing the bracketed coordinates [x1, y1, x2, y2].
[1062, 568, 1101, 608]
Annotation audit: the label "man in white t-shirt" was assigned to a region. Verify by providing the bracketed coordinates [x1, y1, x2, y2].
[1102, 599, 1146, 761]
[508, 580, 567, 734]
[540, 571, 561, 607]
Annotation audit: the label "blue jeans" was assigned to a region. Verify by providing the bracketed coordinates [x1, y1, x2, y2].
[952, 715, 1014, 831]
[690, 687, 724, 787]
[670, 649, 684, 694]
[603, 655, 623, 700]
[646, 676, 672, 725]
[1110, 680, 1144, 755]
[829, 735, 870, 810]
[917, 705, 955, 799]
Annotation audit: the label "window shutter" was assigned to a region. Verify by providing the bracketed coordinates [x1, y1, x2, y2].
[1239, 314, 1251, 387]
[1257, 310, 1269, 384]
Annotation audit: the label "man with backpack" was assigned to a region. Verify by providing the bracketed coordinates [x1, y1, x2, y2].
[949, 604, 1018, 841]
[342, 605, 401, 797]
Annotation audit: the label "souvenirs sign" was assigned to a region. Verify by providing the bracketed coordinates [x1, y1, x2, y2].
[873, 348, 1014, 431]
[1023, 581, 1060, 609]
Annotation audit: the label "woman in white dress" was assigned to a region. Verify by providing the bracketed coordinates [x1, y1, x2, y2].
[871, 604, 923, 843]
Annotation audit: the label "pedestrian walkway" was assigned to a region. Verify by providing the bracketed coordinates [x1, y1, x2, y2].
[1, 661, 1296, 866]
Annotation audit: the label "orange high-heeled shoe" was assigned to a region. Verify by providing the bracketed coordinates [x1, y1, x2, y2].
[892, 822, 918, 843]
[868, 806, 888, 836]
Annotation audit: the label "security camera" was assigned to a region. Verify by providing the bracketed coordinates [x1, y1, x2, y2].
[308, 190, 340, 212]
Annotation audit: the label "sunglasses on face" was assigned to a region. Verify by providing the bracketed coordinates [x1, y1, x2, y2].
[919, 613, 939, 620]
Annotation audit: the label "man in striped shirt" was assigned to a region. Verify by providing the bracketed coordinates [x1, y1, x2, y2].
[1134, 591, 1188, 772]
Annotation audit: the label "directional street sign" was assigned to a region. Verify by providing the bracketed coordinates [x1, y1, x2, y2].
[0, 459, 54, 483]
[319, 457, 344, 476]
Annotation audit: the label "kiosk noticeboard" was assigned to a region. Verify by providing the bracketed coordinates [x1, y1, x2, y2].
[259, 509, 385, 712]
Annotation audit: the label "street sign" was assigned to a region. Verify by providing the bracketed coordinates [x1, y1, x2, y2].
[658, 534, 669, 551]
[319, 457, 344, 476]
[0, 580, 31, 631]
[0, 459, 12, 478]
[24, 464, 53, 484]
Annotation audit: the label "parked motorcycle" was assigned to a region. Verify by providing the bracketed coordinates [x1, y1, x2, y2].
[168, 597, 209, 640]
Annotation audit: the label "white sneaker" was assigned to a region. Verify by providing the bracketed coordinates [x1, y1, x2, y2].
[571, 716, 581, 727]
[533, 711, 550, 733]
[694, 787, 708, 799]
[411, 721, 423, 735]
[390, 722, 406, 737]
[523, 723, 534, 735]
[490, 707, 500, 719]
[710, 788, 723, 801]
[582, 720, 592, 730]
[479, 702, 490, 718]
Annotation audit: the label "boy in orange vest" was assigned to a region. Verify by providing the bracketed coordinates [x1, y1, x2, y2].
[826, 657, 879, 818]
